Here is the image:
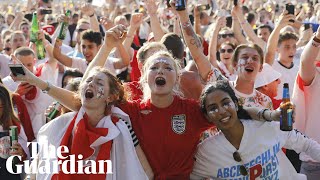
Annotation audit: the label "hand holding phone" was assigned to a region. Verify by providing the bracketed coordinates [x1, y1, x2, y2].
[286, 4, 295, 23]
[234, 0, 238, 6]
[8, 64, 25, 76]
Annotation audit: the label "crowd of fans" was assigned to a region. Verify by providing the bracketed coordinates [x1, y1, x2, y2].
[0, 0, 320, 179]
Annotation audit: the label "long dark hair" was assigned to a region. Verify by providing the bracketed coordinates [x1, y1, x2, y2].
[200, 80, 251, 120]
[0, 85, 19, 130]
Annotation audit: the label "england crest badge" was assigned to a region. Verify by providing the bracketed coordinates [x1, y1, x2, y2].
[171, 114, 186, 134]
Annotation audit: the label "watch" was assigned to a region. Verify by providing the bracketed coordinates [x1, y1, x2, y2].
[42, 81, 51, 93]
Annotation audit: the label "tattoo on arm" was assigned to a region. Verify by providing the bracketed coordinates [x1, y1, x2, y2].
[184, 25, 202, 48]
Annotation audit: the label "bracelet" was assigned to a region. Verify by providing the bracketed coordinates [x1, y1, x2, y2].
[312, 38, 320, 47]
[89, 13, 95, 17]
[181, 21, 192, 28]
[42, 81, 51, 94]
[313, 36, 320, 43]
[263, 110, 273, 122]
[257, 108, 268, 121]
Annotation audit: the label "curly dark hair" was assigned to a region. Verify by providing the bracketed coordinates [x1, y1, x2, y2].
[199, 80, 251, 120]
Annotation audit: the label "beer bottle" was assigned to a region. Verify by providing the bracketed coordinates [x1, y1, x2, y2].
[30, 12, 38, 43]
[280, 83, 293, 131]
[47, 102, 62, 121]
[9, 126, 19, 172]
[58, 10, 71, 40]
[30, 12, 46, 59]
[175, 0, 186, 11]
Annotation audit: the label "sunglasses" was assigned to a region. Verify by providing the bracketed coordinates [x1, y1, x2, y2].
[233, 151, 248, 176]
[219, 33, 234, 39]
[220, 48, 234, 54]
[77, 28, 87, 32]
[4, 47, 11, 51]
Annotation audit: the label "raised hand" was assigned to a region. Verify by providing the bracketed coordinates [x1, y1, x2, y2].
[276, 10, 295, 28]
[104, 25, 127, 48]
[81, 3, 95, 17]
[145, 0, 158, 15]
[130, 13, 144, 29]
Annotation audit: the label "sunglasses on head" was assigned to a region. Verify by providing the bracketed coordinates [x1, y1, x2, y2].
[219, 33, 234, 39]
[220, 48, 234, 53]
[4, 47, 11, 51]
[233, 151, 248, 176]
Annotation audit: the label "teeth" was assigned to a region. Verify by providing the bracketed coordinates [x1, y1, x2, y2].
[220, 116, 230, 123]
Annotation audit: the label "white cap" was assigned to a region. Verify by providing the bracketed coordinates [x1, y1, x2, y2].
[255, 63, 281, 88]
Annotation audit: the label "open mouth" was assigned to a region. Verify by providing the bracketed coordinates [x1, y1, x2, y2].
[288, 55, 294, 59]
[155, 77, 166, 86]
[220, 116, 231, 123]
[245, 67, 254, 72]
[85, 89, 94, 99]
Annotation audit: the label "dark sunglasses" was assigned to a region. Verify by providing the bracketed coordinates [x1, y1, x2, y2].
[220, 48, 234, 54]
[233, 151, 248, 176]
[4, 47, 11, 51]
[77, 28, 87, 32]
[219, 33, 234, 39]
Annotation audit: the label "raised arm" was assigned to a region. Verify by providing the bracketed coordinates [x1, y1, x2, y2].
[112, 43, 131, 69]
[231, 9, 247, 44]
[145, 0, 165, 41]
[264, 11, 295, 65]
[83, 25, 127, 80]
[299, 27, 320, 85]
[11, 62, 81, 112]
[172, 2, 211, 80]
[81, 4, 100, 32]
[208, 17, 226, 68]
[123, 13, 143, 58]
[193, 6, 202, 38]
[52, 38, 73, 67]
[232, 5, 266, 49]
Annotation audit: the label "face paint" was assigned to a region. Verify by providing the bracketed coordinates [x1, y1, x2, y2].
[96, 87, 105, 99]
[150, 58, 171, 67]
[237, 59, 246, 73]
[208, 101, 235, 115]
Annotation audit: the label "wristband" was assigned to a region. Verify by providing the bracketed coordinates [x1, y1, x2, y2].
[313, 36, 320, 43]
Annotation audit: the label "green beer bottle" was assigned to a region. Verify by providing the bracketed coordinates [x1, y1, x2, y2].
[30, 12, 46, 59]
[58, 10, 71, 40]
[30, 12, 38, 43]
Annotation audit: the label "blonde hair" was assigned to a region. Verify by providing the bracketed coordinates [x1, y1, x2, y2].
[139, 50, 183, 101]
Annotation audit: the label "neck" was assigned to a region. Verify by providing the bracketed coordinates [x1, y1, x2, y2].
[83, 107, 106, 127]
[279, 59, 293, 68]
[150, 94, 174, 108]
[226, 64, 234, 74]
[222, 120, 244, 150]
[234, 77, 255, 94]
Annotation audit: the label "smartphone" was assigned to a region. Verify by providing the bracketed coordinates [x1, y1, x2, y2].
[8, 64, 25, 76]
[167, 0, 171, 8]
[24, 13, 33, 22]
[286, 4, 295, 15]
[286, 4, 295, 23]
[40, 9, 53, 15]
[234, 0, 238, 6]
[197, 4, 210, 11]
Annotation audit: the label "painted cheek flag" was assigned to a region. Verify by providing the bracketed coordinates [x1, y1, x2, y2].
[292, 61, 320, 132]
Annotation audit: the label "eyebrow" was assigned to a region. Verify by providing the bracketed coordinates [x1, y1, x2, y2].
[206, 97, 230, 108]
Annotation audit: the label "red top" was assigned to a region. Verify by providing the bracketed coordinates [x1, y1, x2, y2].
[12, 93, 35, 142]
[130, 50, 141, 82]
[119, 96, 214, 179]
[203, 40, 209, 56]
